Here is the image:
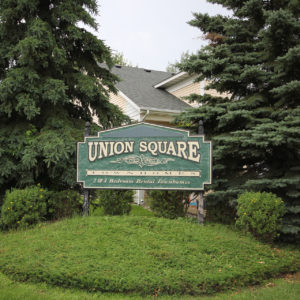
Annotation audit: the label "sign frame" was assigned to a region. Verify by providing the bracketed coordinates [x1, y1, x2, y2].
[77, 122, 212, 191]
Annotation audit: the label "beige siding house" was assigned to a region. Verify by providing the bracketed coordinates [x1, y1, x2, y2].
[106, 66, 227, 126]
[106, 66, 193, 126]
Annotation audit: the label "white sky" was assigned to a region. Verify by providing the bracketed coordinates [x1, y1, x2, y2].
[93, 0, 229, 71]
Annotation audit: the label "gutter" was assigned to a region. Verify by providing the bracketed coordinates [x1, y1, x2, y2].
[139, 107, 183, 114]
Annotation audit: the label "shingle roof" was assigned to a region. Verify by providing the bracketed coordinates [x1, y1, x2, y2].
[111, 66, 191, 112]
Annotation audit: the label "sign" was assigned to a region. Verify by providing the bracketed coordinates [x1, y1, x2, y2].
[77, 123, 211, 190]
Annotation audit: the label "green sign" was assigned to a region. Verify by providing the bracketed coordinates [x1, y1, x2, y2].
[77, 123, 211, 190]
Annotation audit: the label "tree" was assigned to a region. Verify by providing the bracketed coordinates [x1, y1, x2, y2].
[166, 51, 192, 73]
[149, 190, 189, 219]
[176, 0, 300, 240]
[96, 190, 133, 216]
[111, 51, 135, 67]
[0, 0, 128, 194]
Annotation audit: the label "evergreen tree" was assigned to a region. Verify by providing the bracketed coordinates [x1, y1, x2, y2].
[0, 0, 128, 193]
[176, 0, 300, 240]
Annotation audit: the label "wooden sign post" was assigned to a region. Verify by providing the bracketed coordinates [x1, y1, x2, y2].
[82, 122, 90, 216]
[197, 120, 206, 225]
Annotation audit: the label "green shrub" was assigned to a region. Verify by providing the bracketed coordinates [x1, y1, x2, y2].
[206, 202, 236, 225]
[236, 191, 286, 242]
[0, 217, 299, 295]
[47, 190, 82, 220]
[149, 190, 189, 219]
[0, 186, 49, 230]
[97, 190, 133, 215]
[0, 195, 3, 208]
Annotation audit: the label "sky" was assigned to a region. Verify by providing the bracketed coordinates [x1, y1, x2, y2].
[92, 0, 230, 71]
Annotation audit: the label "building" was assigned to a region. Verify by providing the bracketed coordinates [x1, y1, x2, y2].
[108, 65, 207, 125]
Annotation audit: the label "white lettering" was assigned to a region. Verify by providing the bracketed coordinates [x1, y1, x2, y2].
[166, 141, 176, 156]
[158, 141, 167, 153]
[124, 141, 134, 153]
[87, 139, 201, 163]
[188, 141, 200, 162]
[139, 141, 147, 152]
[98, 142, 109, 159]
[109, 142, 115, 156]
[88, 142, 98, 162]
[114, 142, 124, 155]
[176, 141, 187, 159]
[148, 141, 158, 156]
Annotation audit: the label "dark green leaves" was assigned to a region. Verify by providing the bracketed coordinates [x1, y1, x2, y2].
[176, 0, 300, 240]
[0, 0, 126, 192]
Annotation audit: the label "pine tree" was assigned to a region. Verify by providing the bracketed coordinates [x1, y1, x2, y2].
[0, 0, 128, 193]
[176, 0, 300, 240]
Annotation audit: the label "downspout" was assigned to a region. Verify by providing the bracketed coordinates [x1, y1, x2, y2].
[137, 109, 150, 206]
[141, 109, 150, 122]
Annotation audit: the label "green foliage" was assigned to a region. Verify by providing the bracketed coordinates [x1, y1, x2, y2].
[91, 204, 154, 217]
[166, 51, 192, 73]
[0, 217, 299, 295]
[0, 186, 49, 230]
[97, 190, 133, 215]
[111, 51, 135, 67]
[206, 201, 236, 225]
[47, 190, 82, 220]
[175, 0, 300, 241]
[149, 190, 188, 219]
[0, 271, 300, 300]
[0, 186, 83, 229]
[0, 0, 129, 194]
[236, 192, 286, 242]
[130, 204, 154, 217]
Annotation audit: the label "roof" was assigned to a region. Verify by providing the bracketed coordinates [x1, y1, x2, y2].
[153, 72, 191, 89]
[111, 65, 191, 113]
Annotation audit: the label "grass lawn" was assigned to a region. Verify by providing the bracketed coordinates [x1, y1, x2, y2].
[91, 203, 154, 217]
[0, 215, 299, 296]
[0, 271, 299, 299]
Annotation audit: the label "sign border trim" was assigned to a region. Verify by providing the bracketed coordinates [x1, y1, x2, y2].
[77, 122, 212, 191]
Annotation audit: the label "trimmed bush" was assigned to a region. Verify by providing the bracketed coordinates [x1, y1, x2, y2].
[149, 190, 189, 219]
[97, 190, 133, 215]
[236, 191, 286, 242]
[206, 202, 236, 225]
[0, 185, 49, 230]
[0, 217, 299, 295]
[47, 190, 82, 220]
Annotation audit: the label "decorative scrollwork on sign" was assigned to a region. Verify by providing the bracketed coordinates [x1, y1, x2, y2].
[110, 154, 175, 168]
